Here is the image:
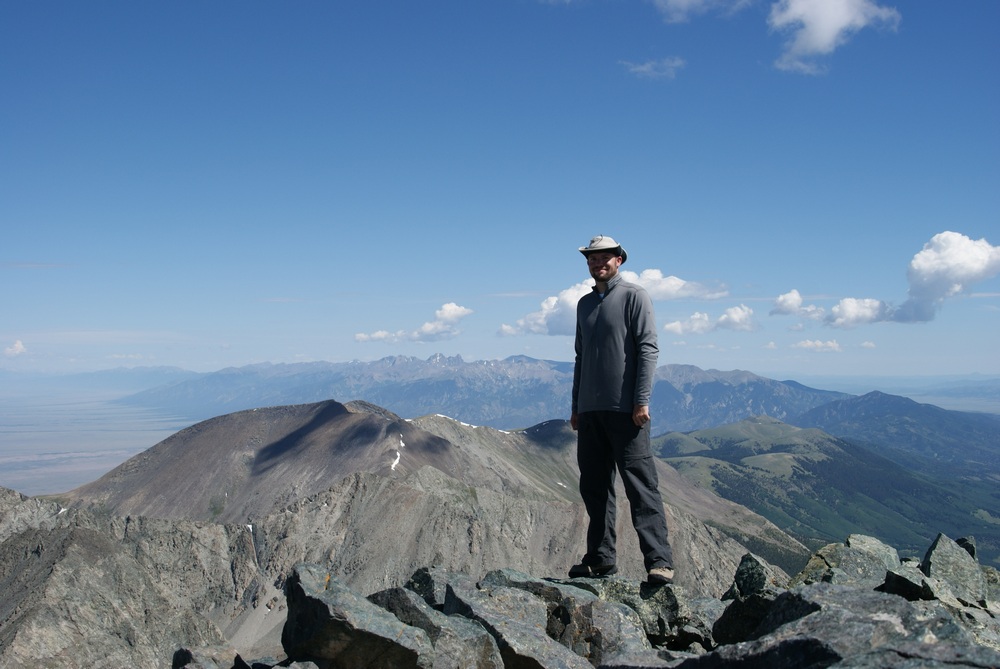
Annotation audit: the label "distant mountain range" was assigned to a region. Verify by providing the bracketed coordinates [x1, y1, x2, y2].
[650, 365, 849, 431]
[107, 355, 1000, 566]
[117, 355, 575, 430]
[113, 355, 857, 433]
[792, 390, 1000, 476]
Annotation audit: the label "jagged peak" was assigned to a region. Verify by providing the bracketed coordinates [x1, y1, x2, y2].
[427, 353, 464, 365]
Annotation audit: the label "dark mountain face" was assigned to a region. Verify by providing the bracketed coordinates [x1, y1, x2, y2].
[116, 355, 850, 434]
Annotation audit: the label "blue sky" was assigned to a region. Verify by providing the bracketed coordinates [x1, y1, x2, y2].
[2, 0, 998, 379]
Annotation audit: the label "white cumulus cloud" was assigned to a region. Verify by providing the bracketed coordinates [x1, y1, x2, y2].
[894, 231, 1000, 322]
[769, 0, 901, 74]
[356, 302, 473, 344]
[792, 339, 842, 352]
[500, 280, 591, 337]
[717, 304, 756, 331]
[664, 305, 754, 334]
[622, 269, 729, 301]
[827, 297, 892, 329]
[663, 312, 713, 335]
[4, 340, 27, 357]
[649, 0, 899, 74]
[770, 289, 825, 319]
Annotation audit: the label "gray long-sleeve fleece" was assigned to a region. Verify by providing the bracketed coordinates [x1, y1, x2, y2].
[572, 273, 659, 415]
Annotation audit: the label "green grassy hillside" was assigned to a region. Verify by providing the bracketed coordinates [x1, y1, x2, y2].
[653, 416, 1000, 565]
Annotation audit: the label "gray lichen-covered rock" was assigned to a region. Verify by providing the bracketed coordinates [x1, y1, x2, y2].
[755, 583, 974, 647]
[880, 560, 938, 601]
[477, 567, 666, 663]
[555, 572, 719, 652]
[846, 533, 903, 569]
[922, 533, 989, 607]
[712, 594, 775, 647]
[691, 582, 984, 668]
[790, 534, 901, 590]
[282, 563, 435, 668]
[713, 553, 790, 646]
[830, 642, 1000, 669]
[405, 565, 480, 610]
[279, 555, 1000, 669]
[0, 494, 263, 669]
[442, 576, 592, 669]
[726, 551, 789, 599]
[367, 586, 503, 669]
[984, 565, 1000, 600]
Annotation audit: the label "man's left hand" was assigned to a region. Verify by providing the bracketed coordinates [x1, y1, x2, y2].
[632, 405, 650, 427]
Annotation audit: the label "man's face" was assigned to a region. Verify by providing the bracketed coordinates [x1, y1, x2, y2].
[586, 252, 622, 282]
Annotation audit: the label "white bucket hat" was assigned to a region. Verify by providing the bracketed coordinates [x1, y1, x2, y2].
[578, 235, 627, 263]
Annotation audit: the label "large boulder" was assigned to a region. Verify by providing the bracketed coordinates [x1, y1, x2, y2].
[282, 563, 434, 668]
[921, 533, 989, 607]
[790, 533, 901, 590]
[367, 587, 503, 669]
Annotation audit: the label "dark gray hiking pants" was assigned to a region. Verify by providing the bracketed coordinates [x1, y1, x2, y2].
[577, 410, 673, 571]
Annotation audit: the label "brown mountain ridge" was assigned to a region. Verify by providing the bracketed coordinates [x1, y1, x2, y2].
[58, 398, 808, 591]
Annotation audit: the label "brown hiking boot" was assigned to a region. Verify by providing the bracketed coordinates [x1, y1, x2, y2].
[647, 566, 674, 585]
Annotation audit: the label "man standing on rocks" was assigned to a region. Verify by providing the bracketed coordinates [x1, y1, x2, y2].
[570, 235, 674, 585]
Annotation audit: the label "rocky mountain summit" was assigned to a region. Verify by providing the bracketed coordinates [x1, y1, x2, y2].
[3, 399, 999, 667]
[178, 532, 1000, 668]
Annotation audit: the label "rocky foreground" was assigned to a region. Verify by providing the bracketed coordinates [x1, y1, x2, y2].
[6, 399, 999, 668]
[175, 533, 1000, 669]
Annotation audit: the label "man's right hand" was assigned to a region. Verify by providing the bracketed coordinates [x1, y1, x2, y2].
[570, 412, 578, 431]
